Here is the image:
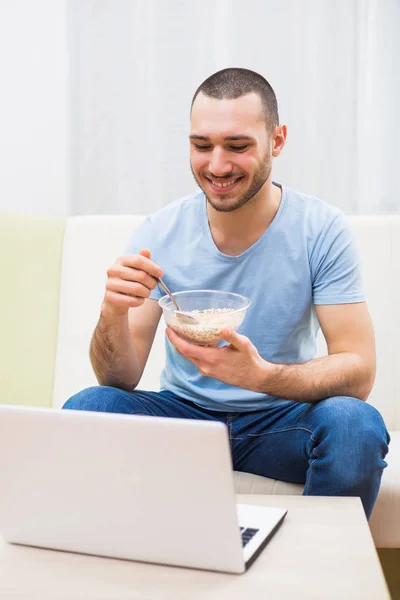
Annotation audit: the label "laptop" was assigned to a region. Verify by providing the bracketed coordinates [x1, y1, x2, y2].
[0, 404, 287, 574]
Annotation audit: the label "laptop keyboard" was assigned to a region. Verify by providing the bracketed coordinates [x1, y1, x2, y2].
[240, 527, 259, 547]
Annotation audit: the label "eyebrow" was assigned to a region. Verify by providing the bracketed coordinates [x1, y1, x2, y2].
[189, 135, 255, 142]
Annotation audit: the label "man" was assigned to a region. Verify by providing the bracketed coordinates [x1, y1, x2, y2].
[64, 68, 389, 518]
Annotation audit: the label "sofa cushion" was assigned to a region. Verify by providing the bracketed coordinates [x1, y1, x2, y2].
[0, 213, 65, 407]
[346, 215, 400, 431]
[369, 430, 400, 548]
[52, 215, 148, 408]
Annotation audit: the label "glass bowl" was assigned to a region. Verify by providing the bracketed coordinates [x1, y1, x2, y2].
[158, 289, 251, 346]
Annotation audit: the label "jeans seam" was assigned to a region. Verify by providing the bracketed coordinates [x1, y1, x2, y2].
[303, 433, 319, 494]
[247, 426, 314, 438]
[227, 415, 233, 440]
[304, 458, 316, 494]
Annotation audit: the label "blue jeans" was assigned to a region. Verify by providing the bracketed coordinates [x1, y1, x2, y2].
[63, 387, 390, 519]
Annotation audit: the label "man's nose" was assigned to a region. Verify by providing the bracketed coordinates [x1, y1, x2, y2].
[209, 148, 232, 177]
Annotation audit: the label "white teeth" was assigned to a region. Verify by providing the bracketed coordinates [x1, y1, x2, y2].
[211, 179, 238, 188]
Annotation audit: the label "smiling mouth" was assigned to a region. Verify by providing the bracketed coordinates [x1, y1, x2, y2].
[206, 176, 244, 191]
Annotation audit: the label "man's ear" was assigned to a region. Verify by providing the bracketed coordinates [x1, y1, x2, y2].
[272, 124, 287, 157]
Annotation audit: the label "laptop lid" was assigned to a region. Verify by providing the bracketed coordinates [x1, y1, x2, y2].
[0, 405, 246, 573]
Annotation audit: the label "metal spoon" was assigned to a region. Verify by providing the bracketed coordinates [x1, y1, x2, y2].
[157, 278, 198, 324]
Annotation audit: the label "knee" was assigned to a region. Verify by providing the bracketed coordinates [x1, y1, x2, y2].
[315, 396, 390, 454]
[62, 385, 126, 413]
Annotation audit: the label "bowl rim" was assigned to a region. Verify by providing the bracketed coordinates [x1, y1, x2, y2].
[158, 289, 251, 314]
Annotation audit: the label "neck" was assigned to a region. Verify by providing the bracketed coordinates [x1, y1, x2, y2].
[206, 179, 282, 256]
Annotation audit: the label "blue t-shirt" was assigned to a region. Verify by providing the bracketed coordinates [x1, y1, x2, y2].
[124, 184, 364, 411]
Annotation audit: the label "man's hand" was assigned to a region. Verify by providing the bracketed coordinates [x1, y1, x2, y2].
[166, 327, 271, 391]
[103, 249, 163, 318]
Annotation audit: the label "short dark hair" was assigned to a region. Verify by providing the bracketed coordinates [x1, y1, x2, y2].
[191, 68, 279, 133]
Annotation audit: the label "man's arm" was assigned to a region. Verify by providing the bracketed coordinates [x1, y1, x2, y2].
[166, 301, 376, 404]
[90, 248, 164, 391]
[90, 299, 162, 391]
[257, 302, 376, 402]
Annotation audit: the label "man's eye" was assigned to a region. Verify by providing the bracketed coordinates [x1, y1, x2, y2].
[194, 144, 212, 151]
[229, 145, 248, 152]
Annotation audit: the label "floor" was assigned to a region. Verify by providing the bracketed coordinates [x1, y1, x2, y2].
[378, 549, 400, 599]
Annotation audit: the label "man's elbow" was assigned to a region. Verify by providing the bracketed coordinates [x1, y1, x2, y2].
[356, 362, 376, 402]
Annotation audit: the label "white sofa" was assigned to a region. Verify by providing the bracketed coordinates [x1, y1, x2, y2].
[2, 213, 399, 549]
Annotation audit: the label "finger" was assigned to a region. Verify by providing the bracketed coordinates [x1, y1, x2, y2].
[165, 336, 216, 378]
[109, 264, 159, 290]
[107, 277, 152, 299]
[166, 327, 208, 359]
[104, 290, 145, 309]
[117, 252, 164, 279]
[221, 329, 250, 351]
[139, 248, 151, 259]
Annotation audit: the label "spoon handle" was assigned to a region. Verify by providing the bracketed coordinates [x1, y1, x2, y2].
[157, 278, 180, 311]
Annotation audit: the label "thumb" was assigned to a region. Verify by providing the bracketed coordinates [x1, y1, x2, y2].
[139, 248, 151, 259]
[221, 329, 249, 351]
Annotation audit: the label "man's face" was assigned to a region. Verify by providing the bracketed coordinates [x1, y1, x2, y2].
[190, 92, 272, 213]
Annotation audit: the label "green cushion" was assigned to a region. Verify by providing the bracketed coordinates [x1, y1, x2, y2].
[0, 213, 66, 407]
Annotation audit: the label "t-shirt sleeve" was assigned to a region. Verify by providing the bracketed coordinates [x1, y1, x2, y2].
[123, 217, 162, 301]
[310, 213, 365, 305]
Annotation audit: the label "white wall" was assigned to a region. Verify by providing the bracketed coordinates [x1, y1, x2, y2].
[0, 0, 69, 216]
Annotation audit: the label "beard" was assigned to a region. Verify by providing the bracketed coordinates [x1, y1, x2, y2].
[190, 151, 272, 213]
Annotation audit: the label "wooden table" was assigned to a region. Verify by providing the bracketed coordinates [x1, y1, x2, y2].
[0, 495, 390, 599]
